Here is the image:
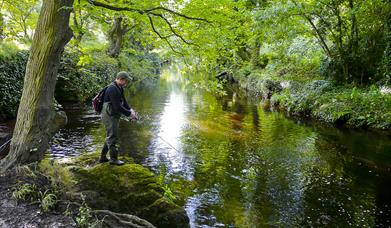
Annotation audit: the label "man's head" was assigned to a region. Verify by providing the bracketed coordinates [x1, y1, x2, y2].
[115, 71, 131, 87]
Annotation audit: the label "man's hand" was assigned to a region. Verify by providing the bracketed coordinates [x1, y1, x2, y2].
[130, 109, 138, 122]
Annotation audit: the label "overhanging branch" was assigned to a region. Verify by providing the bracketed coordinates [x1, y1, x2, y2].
[87, 0, 205, 52]
[147, 15, 180, 54]
[149, 12, 198, 46]
[87, 0, 210, 23]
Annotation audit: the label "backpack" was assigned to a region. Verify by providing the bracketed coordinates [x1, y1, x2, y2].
[92, 86, 108, 114]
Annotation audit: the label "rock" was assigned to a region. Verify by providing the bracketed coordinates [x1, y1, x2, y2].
[139, 198, 189, 228]
[72, 156, 190, 228]
[49, 110, 68, 135]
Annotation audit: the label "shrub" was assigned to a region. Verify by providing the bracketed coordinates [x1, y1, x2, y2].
[55, 51, 117, 102]
[272, 82, 391, 129]
[0, 44, 28, 118]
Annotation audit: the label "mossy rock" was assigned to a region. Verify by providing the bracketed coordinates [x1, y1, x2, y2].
[71, 155, 189, 228]
[140, 198, 189, 228]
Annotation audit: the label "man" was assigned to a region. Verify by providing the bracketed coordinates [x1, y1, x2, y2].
[99, 71, 137, 165]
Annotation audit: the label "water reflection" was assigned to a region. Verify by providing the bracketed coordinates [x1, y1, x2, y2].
[49, 69, 391, 227]
[145, 89, 195, 178]
[50, 104, 103, 159]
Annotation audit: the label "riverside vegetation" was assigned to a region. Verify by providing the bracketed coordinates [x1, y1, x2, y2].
[0, 0, 390, 227]
[1, 0, 390, 129]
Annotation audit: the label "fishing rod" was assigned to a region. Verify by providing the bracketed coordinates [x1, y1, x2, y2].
[121, 114, 181, 153]
[0, 138, 12, 154]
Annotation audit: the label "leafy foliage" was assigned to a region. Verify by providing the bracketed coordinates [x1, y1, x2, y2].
[55, 50, 117, 102]
[12, 183, 37, 201]
[1, 0, 40, 44]
[0, 0, 390, 128]
[0, 43, 28, 118]
[271, 82, 391, 129]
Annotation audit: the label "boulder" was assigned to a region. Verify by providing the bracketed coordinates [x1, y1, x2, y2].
[71, 154, 190, 228]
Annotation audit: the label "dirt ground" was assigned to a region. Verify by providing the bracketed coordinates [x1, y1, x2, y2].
[0, 168, 76, 228]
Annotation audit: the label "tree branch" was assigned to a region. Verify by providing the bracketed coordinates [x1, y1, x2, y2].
[149, 12, 198, 46]
[147, 15, 180, 54]
[86, 0, 210, 23]
[143, 6, 210, 23]
[292, 0, 332, 57]
[147, 15, 172, 40]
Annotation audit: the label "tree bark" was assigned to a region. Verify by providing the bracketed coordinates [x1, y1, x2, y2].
[383, 0, 391, 81]
[107, 16, 129, 58]
[0, 1, 4, 40]
[0, 0, 74, 172]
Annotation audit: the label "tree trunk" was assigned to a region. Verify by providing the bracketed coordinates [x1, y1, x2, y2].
[0, 12, 4, 40]
[107, 16, 129, 58]
[0, 0, 74, 172]
[383, 1, 391, 82]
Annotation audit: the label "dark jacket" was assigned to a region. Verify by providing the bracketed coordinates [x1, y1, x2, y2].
[103, 82, 131, 117]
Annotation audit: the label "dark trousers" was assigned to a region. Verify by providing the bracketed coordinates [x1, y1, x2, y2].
[100, 102, 120, 160]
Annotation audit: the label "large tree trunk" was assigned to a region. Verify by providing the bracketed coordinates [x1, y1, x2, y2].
[0, 0, 74, 172]
[0, 11, 4, 40]
[107, 16, 129, 58]
[383, 0, 391, 82]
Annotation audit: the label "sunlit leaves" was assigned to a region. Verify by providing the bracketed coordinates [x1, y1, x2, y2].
[1, 0, 40, 44]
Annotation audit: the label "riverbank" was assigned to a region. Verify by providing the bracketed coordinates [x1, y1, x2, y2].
[0, 152, 189, 227]
[238, 76, 391, 130]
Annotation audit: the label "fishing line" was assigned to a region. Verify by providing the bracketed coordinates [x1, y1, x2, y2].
[156, 135, 181, 153]
[121, 114, 182, 153]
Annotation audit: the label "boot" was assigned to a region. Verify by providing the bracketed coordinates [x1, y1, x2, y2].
[109, 145, 125, 166]
[99, 143, 109, 163]
[110, 159, 125, 165]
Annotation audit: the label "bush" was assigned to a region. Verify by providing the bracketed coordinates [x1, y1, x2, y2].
[272, 82, 391, 129]
[0, 44, 28, 118]
[55, 51, 117, 102]
[0, 46, 162, 118]
[56, 50, 162, 102]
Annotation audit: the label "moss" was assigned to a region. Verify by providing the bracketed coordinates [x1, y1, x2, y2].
[139, 198, 190, 228]
[69, 152, 189, 227]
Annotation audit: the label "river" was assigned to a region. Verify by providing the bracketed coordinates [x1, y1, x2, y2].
[50, 67, 391, 227]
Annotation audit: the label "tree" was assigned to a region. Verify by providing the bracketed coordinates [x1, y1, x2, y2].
[0, 0, 4, 39]
[0, 0, 74, 172]
[107, 15, 132, 57]
[0, 0, 209, 172]
[382, 0, 391, 85]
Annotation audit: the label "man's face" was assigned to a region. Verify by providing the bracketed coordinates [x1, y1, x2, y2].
[117, 78, 129, 87]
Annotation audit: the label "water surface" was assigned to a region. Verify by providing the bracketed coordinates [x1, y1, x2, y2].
[50, 69, 391, 227]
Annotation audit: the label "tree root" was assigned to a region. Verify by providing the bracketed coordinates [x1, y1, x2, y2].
[58, 200, 155, 228]
[94, 210, 155, 228]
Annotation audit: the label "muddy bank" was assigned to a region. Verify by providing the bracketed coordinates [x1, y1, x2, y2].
[0, 167, 76, 227]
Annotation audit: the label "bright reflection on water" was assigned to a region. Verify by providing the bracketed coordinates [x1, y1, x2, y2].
[50, 67, 391, 227]
[146, 90, 194, 177]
